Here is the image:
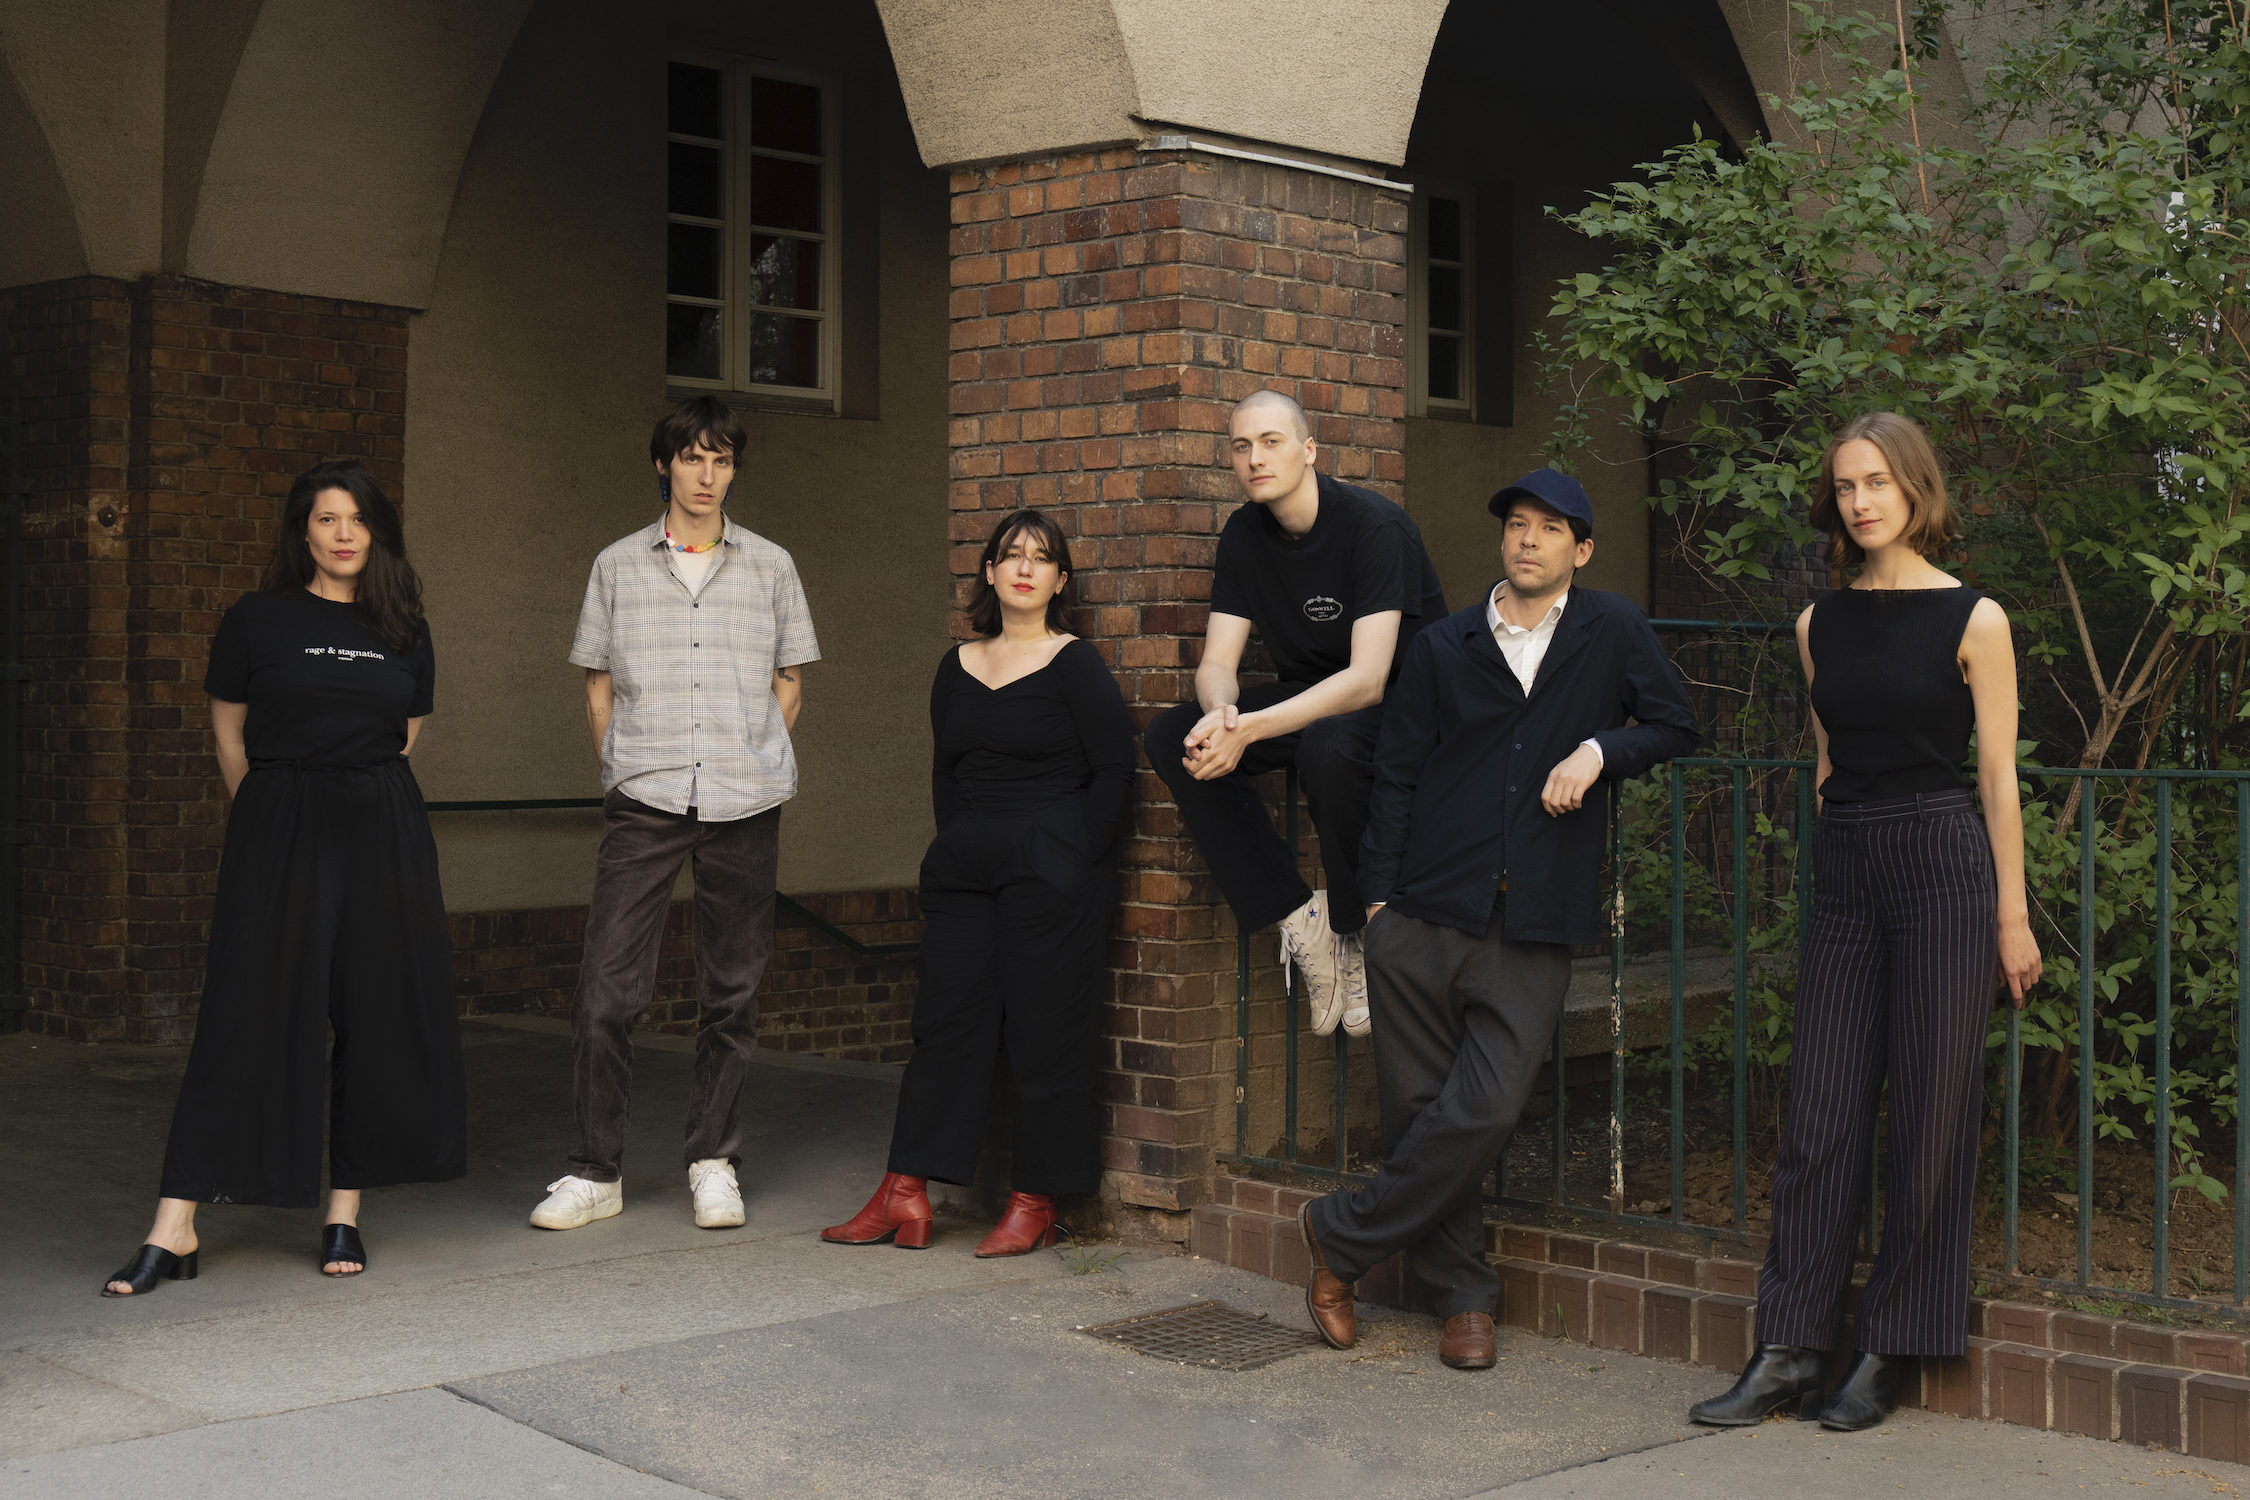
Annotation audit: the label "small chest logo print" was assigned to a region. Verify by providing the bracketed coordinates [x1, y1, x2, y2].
[1303, 595, 1342, 622]
[304, 646, 384, 662]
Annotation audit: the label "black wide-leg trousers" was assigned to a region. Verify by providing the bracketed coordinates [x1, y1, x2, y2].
[159, 759, 466, 1209]
[888, 803, 1118, 1196]
[1309, 898, 1572, 1318]
[1756, 789, 1999, 1357]
[569, 794, 780, 1182]
[1144, 683, 1383, 935]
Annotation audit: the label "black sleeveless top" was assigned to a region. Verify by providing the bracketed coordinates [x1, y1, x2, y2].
[1808, 586, 1983, 804]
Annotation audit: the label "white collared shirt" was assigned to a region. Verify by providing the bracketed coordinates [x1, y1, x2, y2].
[1487, 581, 1603, 768]
[1487, 581, 1569, 692]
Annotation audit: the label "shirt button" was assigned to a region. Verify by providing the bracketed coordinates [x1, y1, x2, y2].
[1509, 786, 1516, 792]
[693, 603, 699, 608]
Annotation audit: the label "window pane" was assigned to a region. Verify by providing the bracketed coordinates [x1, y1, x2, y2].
[747, 234, 820, 310]
[751, 79, 822, 155]
[748, 157, 821, 233]
[668, 142, 723, 219]
[667, 303, 722, 381]
[748, 312, 820, 388]
[669, 63, 722, 139]
[1429, 196, 1462, 263]
[1428, 333, 1462, 402]
[1428, 266, 1463, 332]
[668, 224, 723, 300]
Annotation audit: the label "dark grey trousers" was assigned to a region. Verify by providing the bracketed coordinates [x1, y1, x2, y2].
[568, 792, 780, 1182]
[1308, 899, 1571, 1318]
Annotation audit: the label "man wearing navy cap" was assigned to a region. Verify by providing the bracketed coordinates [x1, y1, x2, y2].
[1296, 468, 1699, 1371]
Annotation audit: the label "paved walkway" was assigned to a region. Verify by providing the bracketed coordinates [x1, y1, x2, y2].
[6, 1021, 2249, 1498]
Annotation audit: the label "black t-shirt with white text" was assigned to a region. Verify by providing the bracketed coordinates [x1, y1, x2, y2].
[1209, 473, 1448, 685]
[204, 590, 436, 766]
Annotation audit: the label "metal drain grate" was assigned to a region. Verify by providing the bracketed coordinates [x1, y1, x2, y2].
[1078, 1299, 1324, 1371]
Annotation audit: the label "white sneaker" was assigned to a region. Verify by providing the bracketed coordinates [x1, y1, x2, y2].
[1279, 893, 1343, 1036]
[689, 1158, 744, 1229]
[529, 1175, 622, 1230]
[1338, 931, 1371, 1038]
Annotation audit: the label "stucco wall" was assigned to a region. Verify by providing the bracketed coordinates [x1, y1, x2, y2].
[1400, 2, 1727, 611]
[407, 0, 950, 912]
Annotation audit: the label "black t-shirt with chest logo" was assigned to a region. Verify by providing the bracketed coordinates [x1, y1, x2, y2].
[204, 589, 436, 766]
[1209, 473, 1448, 686]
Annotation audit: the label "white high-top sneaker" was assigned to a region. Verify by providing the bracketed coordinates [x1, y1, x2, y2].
[529, 1174, 622, 1230]
[1338, 931, 1371, 1038]
[689, 1158, 745, 1229]
[1278, 893, 1343, 1035]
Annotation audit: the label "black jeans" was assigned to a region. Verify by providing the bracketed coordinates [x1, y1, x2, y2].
[160, 759, 466, 1208]
[1307, 897, 1571, 1318]
[1144, 683, 1383, 935]
[568, 793, 779, 1182]
[1755, 789, 1998, 1357]
[887, 797, 1117, 1196]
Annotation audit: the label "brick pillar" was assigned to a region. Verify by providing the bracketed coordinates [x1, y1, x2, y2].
[2, 274, 408, 1040]
[944, 146, 1408, 1224]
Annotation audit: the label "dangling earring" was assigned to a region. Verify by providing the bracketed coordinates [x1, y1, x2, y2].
[659, 474, 670, 503]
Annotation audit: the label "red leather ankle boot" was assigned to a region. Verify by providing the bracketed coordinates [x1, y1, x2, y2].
[819, 1172, 934, 1248]
[973, 1191, 1059, 1257]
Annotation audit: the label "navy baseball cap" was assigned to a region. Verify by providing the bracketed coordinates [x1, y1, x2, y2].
[1487, 468, 1594, 536]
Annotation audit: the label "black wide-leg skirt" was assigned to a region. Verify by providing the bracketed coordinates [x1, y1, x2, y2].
[158, 758, 466, 1208]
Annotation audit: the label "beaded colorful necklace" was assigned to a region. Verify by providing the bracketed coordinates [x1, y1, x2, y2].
[665, 527, 722, 554]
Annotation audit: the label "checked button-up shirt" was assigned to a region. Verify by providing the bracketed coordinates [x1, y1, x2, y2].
[569, 517, 820, 821]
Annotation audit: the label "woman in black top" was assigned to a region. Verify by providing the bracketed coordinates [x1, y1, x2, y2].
[102, 461, 466, 1295]
[1691, 413, 2041, 1429]
[823, 509, 1132, 1256]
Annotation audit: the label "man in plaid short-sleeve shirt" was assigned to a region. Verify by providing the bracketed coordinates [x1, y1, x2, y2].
[531, 396, 820, 1234]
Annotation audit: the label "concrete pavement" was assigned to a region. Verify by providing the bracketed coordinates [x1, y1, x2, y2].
[8, 1019, 2250, 1498]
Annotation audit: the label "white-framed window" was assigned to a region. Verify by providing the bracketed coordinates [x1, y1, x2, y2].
[666, 53, 839, 402]
[1407, 184, 1473, 419]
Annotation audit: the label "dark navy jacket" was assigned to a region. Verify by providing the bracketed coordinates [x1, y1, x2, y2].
[1358, 584, 1699, 946]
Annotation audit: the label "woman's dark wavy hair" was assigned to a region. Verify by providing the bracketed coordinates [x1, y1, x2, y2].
[967, 509, 1073, 637]
[261, 461, 426, 655]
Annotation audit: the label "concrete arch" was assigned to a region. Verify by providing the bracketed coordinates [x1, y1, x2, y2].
[0, 51, 87, 287]
[0, 0, 162, 284]
[180, 0, 534, 309]
[876, 0, 1449, 169]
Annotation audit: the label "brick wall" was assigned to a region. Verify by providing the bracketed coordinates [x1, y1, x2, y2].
[451, 887, 922, 1063]
[944, 146, 1411, 1218]
[3, 278, 135, 1036]
[4, 273, 410, 1041]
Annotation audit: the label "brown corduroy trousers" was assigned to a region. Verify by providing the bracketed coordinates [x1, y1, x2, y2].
[566, 792, 779, 1182]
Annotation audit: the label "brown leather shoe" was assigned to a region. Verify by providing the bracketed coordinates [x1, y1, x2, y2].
[1440, 1310, 1497, 1370]
[1300, 1204, 1356, 1350]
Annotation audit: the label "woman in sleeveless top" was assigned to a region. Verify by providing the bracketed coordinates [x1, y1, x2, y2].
[821, 509, 1132, 1257]
[102, 461, 466, 1296]
[1690, 412, 2042, 1430]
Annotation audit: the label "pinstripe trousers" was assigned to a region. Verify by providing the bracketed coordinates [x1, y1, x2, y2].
[1755, 788, 1999, 1357]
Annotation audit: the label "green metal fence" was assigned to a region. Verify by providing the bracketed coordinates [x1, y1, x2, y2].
[1218, 735, 2250, 1318]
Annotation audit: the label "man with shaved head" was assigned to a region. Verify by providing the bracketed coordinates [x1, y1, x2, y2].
[1144, 389, 1447, 1036]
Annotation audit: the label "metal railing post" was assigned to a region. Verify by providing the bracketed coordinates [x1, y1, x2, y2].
[1731, 763, 1749, 1231]
[2154, 778, 2174, 1298]
[2237, 779, 2249, 1305]
[1670, 765, 1687, 1226]
[1610, 779, 1626, 1214]
[2079, 777, 2097, 1290]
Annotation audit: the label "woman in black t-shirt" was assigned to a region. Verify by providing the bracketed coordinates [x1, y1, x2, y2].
[102, 461, 466, 1297]
[822, 509, 1133, 1256]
